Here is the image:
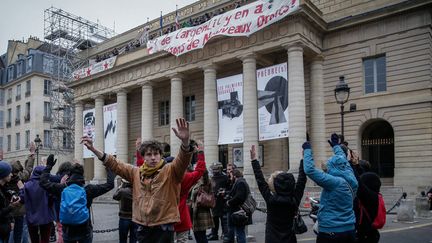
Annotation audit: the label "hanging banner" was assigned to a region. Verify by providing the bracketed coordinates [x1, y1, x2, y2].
[103, 103, 117, 155]
[217, 74, 244, 145]
[72, 56, 117, 80]
[83, 109, 95, 158]
[257, 63, 289, 141]
[147, 0, 299, 56]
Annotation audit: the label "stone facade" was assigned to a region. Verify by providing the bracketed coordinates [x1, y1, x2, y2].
[69, 0, 432, 193]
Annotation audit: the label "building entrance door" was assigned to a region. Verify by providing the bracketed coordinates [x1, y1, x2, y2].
[361, 120, 394, 178]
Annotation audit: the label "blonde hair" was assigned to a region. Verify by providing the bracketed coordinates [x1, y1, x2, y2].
[267, 171, 284, 193]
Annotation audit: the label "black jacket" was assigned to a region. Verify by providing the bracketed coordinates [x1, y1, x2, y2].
[227, 177, 252, 225]
[211, 172, 228, 217]
[40, 165, 115, 240]
[252, 159, 307, 243]
[112, 182, 132, 219]
[0, 186, 13, 239]
[351, 164, 381, 243]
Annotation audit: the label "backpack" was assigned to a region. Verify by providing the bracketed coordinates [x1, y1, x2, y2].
[60, 184, 89, 225]
[359, 193, 386, 229]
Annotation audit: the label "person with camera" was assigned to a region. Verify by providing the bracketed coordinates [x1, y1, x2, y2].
[303, 134, 358, 243]
[207, 162, 228, 241]
[250, 145, 307, 243]
[81, 118, 194, 243]
[225, 168, 251, 243]
[174, 142, 206, 243]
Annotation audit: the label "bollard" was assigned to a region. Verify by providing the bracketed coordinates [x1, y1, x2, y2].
[397, 199, 415, 222]
[415, 197, 431, 218]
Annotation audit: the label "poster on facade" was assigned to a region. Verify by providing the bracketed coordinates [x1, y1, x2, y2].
[257, 63, 289, 141]
[147, 0, 299, 56]
[83, 109, 95, 158]
[104, 103, 117, 155]
[217, 74, 244, 145]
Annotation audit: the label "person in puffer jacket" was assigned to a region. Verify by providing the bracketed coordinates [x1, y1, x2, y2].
[303, 134, 358, 243]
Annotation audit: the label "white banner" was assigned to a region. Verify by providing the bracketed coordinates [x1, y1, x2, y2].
[257, 63, 289, 141]
[83, 109, 95, 158]
[147, 0, 299, 56]
[73, 56, 117, 80]
[217, 74, 244, 145]
[103, 103, 117, 155]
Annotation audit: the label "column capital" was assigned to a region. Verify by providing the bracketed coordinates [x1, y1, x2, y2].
[73, 100, 84, 107]
[168, 73, 185, 80]
[115, 89, 128, 96]
[283, 41, 304, 52]
[137, 79, 154, 88]
[237, 52, 256, 63]
[202, 64, 218, 72]
[91, 95, 105, 101]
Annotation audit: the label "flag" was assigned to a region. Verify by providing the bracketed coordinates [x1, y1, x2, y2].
[175, 5, 180, 30]
[159, 11, 163, 36]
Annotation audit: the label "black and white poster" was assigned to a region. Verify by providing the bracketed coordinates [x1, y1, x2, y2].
[257, 63, 289, 141]
[217, 74, 244, 145]
[103, 103, 117, 155]
[83, 109, 95, 158]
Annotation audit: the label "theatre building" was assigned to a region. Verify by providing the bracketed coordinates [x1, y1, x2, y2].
[69, 0, 432, 194]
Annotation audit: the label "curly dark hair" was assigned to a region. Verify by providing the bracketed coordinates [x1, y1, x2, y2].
[57, 161, 73, 176]
[139, 140, 163, 156]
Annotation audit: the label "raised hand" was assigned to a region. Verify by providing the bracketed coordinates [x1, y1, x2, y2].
[250, 145, 257, 161]
[135, 137, 142, 151]
[172, 118, 190, 146]
[328, 133, 340, 147]
[46, 154, 57, 168]
[81, 136, 94, 151]
[29, 142, 36, 154]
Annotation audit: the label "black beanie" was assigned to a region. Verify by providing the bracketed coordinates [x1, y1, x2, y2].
[274, 172, 295, 196]
[360, 172, 381, 193]
[0, 161, 12, 180]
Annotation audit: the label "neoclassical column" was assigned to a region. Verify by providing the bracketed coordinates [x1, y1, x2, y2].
[93, 96, 106, 180]
[140, 81, 153, 141]
[310, 55, 327, 164]
[240, 54, 258, 187]
[203, 65, 218, 166]
[286, 43, 307, 172]
[170, 74, 184, 157]
[117, 90, 128, 163]
[74, 101, 84, 164]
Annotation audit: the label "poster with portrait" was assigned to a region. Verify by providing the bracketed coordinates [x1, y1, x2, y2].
[256, 63, 289, 141]
[217, 74, 244, 145]
[103, 103, 117, 155]
[232, 145, 264, 168]
[83, 108, 95, 158]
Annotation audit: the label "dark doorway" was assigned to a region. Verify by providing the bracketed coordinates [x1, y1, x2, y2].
[361, 120, 394, 178]
[219, 145, 228, 169]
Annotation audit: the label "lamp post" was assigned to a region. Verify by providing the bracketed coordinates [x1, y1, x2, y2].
[34, 134, 42, 165]
[334, 76, 350, 137]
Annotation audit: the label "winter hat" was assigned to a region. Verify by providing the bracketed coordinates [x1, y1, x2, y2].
[274, 172, 295, 195]
[0, 161, 12, 180]
[360, 172, 381, 193]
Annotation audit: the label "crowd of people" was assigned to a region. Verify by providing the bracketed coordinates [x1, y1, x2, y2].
[1, 116, 420, 243]
[92, 0, 250, 65]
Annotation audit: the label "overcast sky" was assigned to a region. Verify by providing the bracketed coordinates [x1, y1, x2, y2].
[0, 0, 197, 54]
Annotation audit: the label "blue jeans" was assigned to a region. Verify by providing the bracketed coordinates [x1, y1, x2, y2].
[119, 218, 137, 243]
[226, 212, 246, 243]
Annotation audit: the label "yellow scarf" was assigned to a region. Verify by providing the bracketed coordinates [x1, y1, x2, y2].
[139, 159, 165, 177]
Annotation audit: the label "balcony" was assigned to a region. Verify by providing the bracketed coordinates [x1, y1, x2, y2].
[43, 116, 52, 122]
[24, 114, 30, 122]
[6, 122, 11, 128]
[15, 118, 20, 126]
[25, 91, 31, 97]
[15, 95, 21, 101]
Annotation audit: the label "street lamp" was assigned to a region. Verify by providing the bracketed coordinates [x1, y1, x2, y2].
[334, 76, 350, 137]
[34, 134, 42, 165]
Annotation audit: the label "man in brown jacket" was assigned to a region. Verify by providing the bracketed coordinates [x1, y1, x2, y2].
[81, 118, 193, 243]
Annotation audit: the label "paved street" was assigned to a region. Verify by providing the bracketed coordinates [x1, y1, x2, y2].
[91, 202, 432, 243]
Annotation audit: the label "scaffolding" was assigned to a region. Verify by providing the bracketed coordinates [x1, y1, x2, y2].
[43, 7, 116, 155]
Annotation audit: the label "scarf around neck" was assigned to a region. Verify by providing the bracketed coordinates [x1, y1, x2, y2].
[139, 159, 165, 177]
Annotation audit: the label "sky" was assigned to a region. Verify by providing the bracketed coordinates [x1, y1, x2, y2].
[0, 0, 197, 54]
